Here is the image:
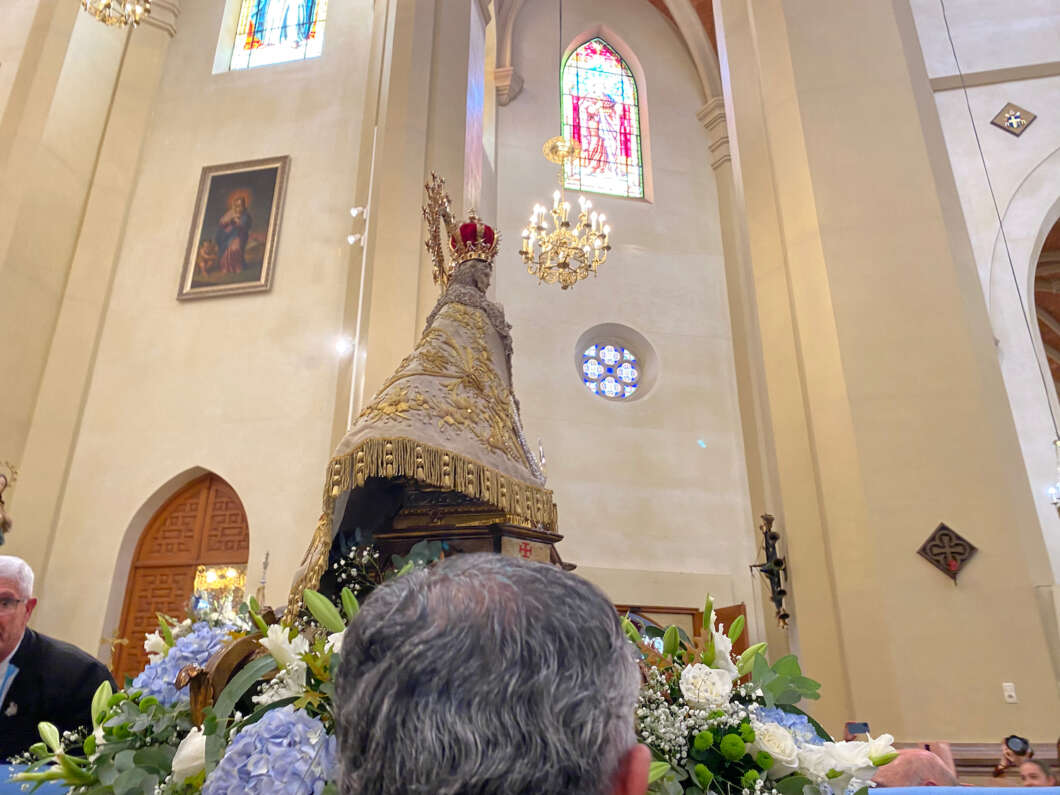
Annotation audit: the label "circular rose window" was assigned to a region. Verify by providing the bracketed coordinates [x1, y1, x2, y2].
[582, 343, 640, 399]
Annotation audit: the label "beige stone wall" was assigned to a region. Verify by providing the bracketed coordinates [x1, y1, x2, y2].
[715, 0, 1060, 741]
[14, 0, 374, 650]
[909, 0, 1060, 584]
[495, 0, 763, 633]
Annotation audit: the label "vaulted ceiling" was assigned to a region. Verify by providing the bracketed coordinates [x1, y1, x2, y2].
[644, 0, 717, 52]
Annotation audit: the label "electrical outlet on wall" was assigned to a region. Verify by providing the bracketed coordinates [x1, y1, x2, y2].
[1002, 682, 1018, 703]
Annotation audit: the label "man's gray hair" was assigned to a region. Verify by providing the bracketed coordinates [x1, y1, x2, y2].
[334, 553, 641, 795]
[0, 555, 34, 598]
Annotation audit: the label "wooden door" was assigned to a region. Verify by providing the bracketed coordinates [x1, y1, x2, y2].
[111, 474, 249, 682]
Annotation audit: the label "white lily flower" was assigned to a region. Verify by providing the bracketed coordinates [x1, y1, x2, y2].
[261, 624, 309, 671]
[143, 631, 168, 663]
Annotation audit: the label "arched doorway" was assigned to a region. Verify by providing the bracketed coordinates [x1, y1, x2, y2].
[111, 473, 249, 682]
[1034, 220, 1060, 397]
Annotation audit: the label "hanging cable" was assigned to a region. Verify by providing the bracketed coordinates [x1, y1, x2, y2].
[938, 0, 1060, 441]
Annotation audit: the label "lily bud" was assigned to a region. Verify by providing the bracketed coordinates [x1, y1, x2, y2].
[737, 642, 768, 675]
[38, 722, 61, 753]
[662, 625, 680, 657]
[702, 596, 714, 630]
[620, 617, 641, 644]
[727, 615, 745, 643]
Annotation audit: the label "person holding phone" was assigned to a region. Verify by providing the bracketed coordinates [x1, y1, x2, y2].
[994, 734, 1033, 777]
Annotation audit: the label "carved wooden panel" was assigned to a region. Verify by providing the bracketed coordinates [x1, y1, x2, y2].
[199, 480, 251, 563]
[112, 474, 250, 680]
[135, 480, 208, 565]
[113, 565, 197, 683]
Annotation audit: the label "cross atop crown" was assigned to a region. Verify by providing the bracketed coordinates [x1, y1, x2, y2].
[423, 174, 499, 290]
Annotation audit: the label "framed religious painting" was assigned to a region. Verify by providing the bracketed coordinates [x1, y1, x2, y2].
[177, 155, 289, 300]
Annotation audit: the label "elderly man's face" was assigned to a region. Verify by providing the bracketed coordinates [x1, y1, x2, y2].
[0, 575, 35, 660]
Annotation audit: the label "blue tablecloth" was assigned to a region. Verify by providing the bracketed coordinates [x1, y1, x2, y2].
[1, 765, 66, 792]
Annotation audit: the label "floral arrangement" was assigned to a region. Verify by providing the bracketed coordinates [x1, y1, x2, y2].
[13, 551, 891, 795]
[11, 543, 445, 794]
[627, 598, 896, 795]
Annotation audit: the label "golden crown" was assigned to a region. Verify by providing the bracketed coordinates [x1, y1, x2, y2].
[423, 174, 500, 290]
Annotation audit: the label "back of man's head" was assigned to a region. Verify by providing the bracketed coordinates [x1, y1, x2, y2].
[333, 553, 644, 795]
[873, 749, 959, 787]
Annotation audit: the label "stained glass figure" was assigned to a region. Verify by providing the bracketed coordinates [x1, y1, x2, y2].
[582, 343, 639, 400]
[230, 0, 327, 71]
[562, 38, 644, 198]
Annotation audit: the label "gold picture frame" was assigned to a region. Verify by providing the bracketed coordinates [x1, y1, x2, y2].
[177, 155, 289, 300]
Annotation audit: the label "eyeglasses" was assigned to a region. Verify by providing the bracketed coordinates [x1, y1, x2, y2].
[0, 598, 26, 614]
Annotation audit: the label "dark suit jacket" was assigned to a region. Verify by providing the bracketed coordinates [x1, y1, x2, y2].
[0, 628, 116, 761]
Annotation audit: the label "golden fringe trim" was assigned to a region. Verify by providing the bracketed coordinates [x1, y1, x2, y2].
[325, 436, 557, 532]
[288, 437, 558, 613]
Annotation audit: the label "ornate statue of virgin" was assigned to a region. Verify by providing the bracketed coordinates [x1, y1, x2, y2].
[289, 176, 559, 607]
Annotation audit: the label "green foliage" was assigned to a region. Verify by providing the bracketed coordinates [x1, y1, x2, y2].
[390, 539, 445, 571]
[648, 761, 673, 784]
[751, 652, 821, 707]
[14, 691, 195, 793]
[694, 763, 714, 790]
[204, 654, 279, 771]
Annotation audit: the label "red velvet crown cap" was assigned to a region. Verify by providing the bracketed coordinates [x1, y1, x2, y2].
[451, 221, 495, 249]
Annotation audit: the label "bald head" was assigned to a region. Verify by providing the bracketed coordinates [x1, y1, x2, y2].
[873, 749, 958, 787]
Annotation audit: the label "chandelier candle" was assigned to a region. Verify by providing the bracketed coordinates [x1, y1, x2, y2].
[521, 136, 612, 290]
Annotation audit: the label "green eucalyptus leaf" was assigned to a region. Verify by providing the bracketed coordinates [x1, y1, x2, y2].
[772, 654, 802, 678]
[775, 774, 812, 795]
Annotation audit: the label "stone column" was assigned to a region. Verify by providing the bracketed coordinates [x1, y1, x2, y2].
[10, 2, 182, 596]
[333, 0, 492, 445]
[700, 94, 791, 660]
[714, 0, 1060, 738]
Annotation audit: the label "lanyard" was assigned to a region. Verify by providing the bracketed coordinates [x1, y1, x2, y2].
[0, 662, 18, 708]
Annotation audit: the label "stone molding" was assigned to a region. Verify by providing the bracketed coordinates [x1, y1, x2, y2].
[931, 60, 1060, 91]
[697, 97, 730, 170]
[495, 66, 524, 106]
[142, 0, 180, 37]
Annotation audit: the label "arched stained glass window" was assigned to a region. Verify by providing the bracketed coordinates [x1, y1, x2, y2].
[230, 0, 327, 71]
[561, 38, 644, 199]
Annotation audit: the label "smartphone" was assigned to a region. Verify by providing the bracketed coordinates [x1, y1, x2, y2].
[845, 721, 870, 735]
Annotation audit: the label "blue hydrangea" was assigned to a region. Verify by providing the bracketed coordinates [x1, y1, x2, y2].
[131, 622, 233, 706]
[202, 705, 337, 795]
[756, 706, 827, 746]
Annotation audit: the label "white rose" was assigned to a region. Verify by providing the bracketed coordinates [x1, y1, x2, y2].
[261, 624, 309, 670]
[751, 721, 800, 778]
[171, 727, 206, 783]
[143, 631, 168, 663]
[679, 663, 733, 709]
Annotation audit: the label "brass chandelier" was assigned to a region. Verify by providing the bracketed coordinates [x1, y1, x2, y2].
[81, 0, 151, 28]
[520, 136, 612, 290]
